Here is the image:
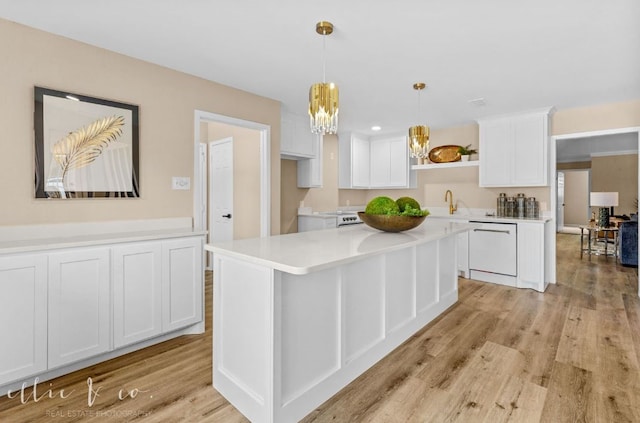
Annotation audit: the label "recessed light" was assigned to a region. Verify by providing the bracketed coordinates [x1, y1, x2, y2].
[371, 125, 382, 131]
[468, 98, 486, 107]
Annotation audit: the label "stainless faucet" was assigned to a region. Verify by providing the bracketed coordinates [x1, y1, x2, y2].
[445, 190, 457, 215]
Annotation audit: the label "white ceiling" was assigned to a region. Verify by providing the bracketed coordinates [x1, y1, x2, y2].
[1, 0, 639, 136]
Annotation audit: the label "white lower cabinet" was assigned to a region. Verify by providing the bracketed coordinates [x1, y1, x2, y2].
[0, 255, 48, 386]
[0, 233, 204, 391]
[467, 220, 548, 292]
[112, 242, 163, 348]
[517, 222, 546, 291]
[162, 238, 203, 332]
[48, 248, 111, 368]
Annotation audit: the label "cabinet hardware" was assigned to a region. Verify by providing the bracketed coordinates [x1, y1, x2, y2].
[473, 228, 510, 234]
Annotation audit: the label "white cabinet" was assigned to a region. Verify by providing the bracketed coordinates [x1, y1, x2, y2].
[339, 132, 370, 188]
[112, 242, 163, 348]
[48, 248, 111, 368]
[281, 111, 316, 159]
[517, 222, 547, 291]
[297, 135, 323, 188]
[0, 255, 47, 386]
[339, 132, 415, 189]
[162, 237, 203, 332]
[370, 136, 415, 188]
[479, 108, 552, 187]
[0, 230, 204, 392]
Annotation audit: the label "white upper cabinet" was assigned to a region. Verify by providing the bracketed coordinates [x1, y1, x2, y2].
[297, 135, 323, 188]
[339, 132, 370, 188]
[281, 110, 316, 160]
[370, 136, 414, 188]
[479, 108, 553, 187]
[339, 132, 415, 189]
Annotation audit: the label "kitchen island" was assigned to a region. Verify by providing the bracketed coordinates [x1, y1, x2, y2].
[205, 220, 478, 423]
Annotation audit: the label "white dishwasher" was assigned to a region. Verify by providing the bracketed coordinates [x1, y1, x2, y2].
[469, 221, 517, 287]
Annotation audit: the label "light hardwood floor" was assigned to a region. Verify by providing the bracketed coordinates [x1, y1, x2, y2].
[0, 234, 638, 422]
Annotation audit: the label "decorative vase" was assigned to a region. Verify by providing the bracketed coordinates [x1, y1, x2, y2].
[461, 155, 470, 162]
[598, 208, 610, 228]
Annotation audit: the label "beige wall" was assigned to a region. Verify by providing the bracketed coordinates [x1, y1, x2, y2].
[563, 170, 590, 225]
[204, 123, 261, 240]
[552, 100, 640, 135]
[0, 18, 281, 234]
[591, 154, 638, 216]
[280, 102, 640, 232]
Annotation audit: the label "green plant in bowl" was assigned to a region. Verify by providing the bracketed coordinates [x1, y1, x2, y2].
[365, 196, 400, 215]
[361, 196, 429, 232]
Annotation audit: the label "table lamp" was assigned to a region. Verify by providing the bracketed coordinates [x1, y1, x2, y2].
[590, 192, 618, 227]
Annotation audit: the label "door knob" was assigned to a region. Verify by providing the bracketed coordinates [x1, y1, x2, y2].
[222, 213, 232, 219]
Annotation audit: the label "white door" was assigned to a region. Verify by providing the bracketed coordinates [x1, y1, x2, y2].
[209, 138, 234, 264]
[557, 171, 565, 231]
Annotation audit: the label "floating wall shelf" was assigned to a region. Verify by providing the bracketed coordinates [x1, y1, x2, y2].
[411, 160, 479, 170]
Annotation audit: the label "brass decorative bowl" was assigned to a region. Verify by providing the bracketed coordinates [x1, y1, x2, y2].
[357, 212, 427, 233]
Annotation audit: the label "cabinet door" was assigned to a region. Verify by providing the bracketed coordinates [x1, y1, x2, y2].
[281, 111, 315, 159]
[162, 237, 203, 332]
[512, 113, 548, 186]
[517, 223, 545, 291]
[297, 135, 323, 188]
[351, 134, 370, 188]
[48, 248, 110, 368]
[369, 139, 391, 187]
[112, 242, 162, 348]
[0, 255, 47, 385]
[388, 136, 410, 187]
[479, 118, 511, 187]
[370, 136, 411, 188]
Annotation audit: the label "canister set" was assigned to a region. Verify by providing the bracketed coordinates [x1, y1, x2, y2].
[497, 193, 539, 218]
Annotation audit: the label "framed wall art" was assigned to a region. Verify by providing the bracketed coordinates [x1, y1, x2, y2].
[34, 87, 139, 198]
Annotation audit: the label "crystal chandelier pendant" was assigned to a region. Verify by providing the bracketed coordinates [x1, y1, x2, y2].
[408, 83, 430, 160]
[309, 82, 339, 135]
[408, 124, 430, 159]
[309, 21, 339, 135]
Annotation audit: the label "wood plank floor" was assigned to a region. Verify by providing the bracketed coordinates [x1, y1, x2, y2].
[0, 234, 638, 422]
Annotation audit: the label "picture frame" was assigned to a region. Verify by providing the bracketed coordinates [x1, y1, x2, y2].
[34, 87, 140, 198]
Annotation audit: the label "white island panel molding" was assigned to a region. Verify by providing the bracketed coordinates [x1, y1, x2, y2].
[207, 220, 478, 423]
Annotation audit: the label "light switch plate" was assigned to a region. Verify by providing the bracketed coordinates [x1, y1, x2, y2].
[172, 176, 190, 190]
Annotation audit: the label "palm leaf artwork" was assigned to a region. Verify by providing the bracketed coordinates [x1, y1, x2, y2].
[52, 115, 125, 185]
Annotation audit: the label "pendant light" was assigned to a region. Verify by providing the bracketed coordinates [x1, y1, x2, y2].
[408, 82, 429, 160]
[309, 21, 339, 135]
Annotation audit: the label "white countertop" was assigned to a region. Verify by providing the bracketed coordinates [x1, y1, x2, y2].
[427, 213, 551, 224]
[0, 228, 206, 255]
[205, 220, 479, 275]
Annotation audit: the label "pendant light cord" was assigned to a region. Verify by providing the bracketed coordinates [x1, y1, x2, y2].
[322, 35, 326, 83]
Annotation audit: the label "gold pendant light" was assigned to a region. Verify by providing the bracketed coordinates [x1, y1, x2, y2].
[309, 21, 339, 135]
[408, 82, 429, 159]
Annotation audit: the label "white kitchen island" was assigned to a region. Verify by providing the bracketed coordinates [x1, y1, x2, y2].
[205, 220, 478, 423]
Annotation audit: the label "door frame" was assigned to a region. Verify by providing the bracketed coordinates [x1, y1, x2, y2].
[193, 110, 270, 238]
[549, 126, 640, 295]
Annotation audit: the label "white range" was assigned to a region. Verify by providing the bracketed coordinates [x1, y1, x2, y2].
[297, 207, 364, 232]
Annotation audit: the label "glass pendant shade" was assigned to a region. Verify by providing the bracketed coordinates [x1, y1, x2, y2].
[408, 124, 429, 159]
[309, 82, 339, 134]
